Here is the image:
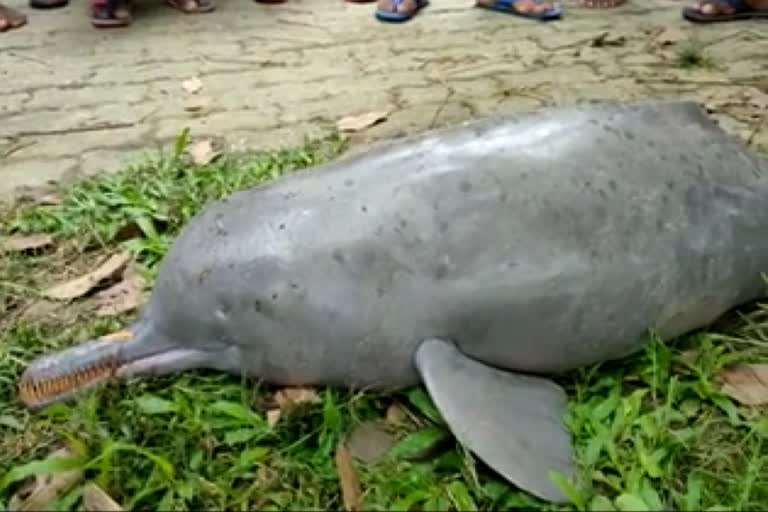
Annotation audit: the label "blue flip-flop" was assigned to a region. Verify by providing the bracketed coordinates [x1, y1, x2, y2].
[375, 0, 428, 22]
[682, 0, 768, 22]
[476, 0, 562, 20]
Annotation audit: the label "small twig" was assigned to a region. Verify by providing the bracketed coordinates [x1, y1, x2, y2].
[430, 88, 455, 129]
[747, 112, 767, 147]
[1, 140, 37, 159]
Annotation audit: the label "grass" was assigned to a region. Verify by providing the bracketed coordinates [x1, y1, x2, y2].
[1, 130, 767, 511]
[674, 40, 716, 70]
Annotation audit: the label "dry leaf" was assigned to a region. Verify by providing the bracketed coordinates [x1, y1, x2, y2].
[188, 139, 221, 166]
[385, 402, 408, 426]
[8, 447, 84, 512]
[336, 111, 389, 132]
[15, 186, 63, 206]
[1, 234, 53, 253]
[591, 31, 627, 48]
[37, 192, 63, 206]
[719, 363, 768, 406]
[82, 482, 123, 512]
[335, 442, 362, 512]
[346, 421, 396, 464]
[112, 222, 143, 242]
[680, 350, 700, 365]
[94, 265, 146, 317]
[43, 252, 131, 301]
[266, 408, 282, 428]
[652, 27, 685, 47]
[181, 77, 203, 94]
[184, 96, 211, 112]
[274, 387, 321, 412]
[101, 329, 133, 343]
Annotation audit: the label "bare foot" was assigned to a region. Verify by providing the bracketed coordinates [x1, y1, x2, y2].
[167, 0, 215, 13]
[0, 3, 27, 32]
[475, 0, 556, 16]
[376, 0, 419, 16]
[683, 0, 768, 21]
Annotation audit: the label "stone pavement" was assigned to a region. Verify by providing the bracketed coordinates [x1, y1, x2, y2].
[1, 0, 767, 199]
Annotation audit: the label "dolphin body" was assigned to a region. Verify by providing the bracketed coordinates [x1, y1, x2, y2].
[18, 100, 768, 502]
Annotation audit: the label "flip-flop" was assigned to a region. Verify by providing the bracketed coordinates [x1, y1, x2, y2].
[683, 0, 768, 22]
[29, 0, 68, 9]
[166, 0, 215, 13]
[476, 0, 562, 20]
[375, 0, 428, 22]
[0, 4, 27, 31]
[577, 0, 626, 7]
[91, 0, 132, 27]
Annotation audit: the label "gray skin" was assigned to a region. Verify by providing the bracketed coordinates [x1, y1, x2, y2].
[19, 100, 768, 503]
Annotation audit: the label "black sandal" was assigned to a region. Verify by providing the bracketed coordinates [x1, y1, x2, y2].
[29, 0, 68, 9]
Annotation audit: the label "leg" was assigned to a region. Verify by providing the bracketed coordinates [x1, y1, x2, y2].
[0, 3, 27, 31]
[474, 0, 562, 21]
[683, 0, 768, 22]
[414, 338, 575, 503]
[374, 0, 428, 22]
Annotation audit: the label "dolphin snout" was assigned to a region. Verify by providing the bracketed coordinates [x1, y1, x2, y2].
[17, 335, 127, 410]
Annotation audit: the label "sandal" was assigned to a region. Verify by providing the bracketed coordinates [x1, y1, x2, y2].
[683, 0, 768, 22]
[578, 0, 626, 7]
[29, 0, 68, 9]
[0, 3, 27, 31]
[166, 0, 215, 13]
[375, 0, 428, 22]
[91, 0, 132, 27]
[475, 0, 562, 20]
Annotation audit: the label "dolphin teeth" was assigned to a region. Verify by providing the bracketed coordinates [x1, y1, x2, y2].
[17, 357, 120, 408]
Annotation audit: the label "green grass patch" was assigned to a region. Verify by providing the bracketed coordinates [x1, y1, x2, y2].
[674, 40, 716, 70]
[1, 132, 766, 510]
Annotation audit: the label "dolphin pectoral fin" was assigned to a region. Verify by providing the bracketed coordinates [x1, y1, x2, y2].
[414, 338, 575, 503]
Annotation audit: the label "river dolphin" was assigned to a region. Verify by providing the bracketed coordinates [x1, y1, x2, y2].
[17, 100, 768, 502]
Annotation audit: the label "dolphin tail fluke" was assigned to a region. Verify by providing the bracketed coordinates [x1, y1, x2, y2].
[17, 319, 213, 411]
[414, 338, 575, 504]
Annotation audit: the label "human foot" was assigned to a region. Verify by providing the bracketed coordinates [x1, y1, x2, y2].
[375, 0, 427, 22]
[682, 0, 768, 22]
[0, 3, 27, 31]
[167, 0, 215, 13]
[91, 0, 132, 27]
[475, 0, 562, 20]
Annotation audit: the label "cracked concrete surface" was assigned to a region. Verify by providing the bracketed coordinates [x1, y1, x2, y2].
[1, 0, 767, 199]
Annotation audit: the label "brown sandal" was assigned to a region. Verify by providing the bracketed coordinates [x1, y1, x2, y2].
[166, 0, 215, 13]
[0, 3, 27, 31]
